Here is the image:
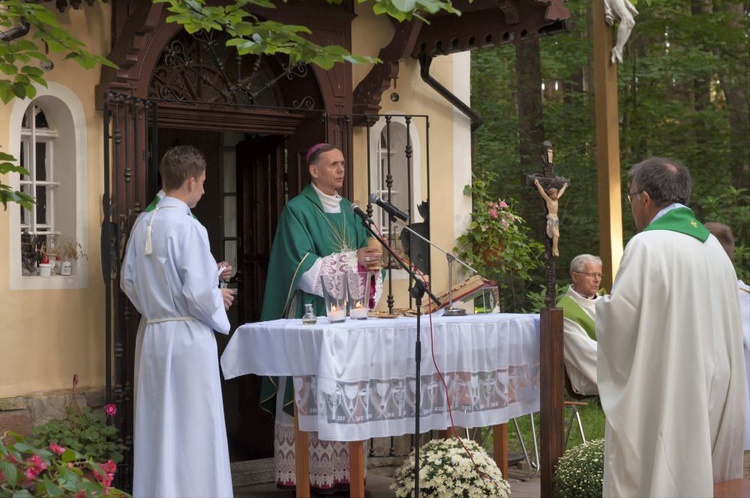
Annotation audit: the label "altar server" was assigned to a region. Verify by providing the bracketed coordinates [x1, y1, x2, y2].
[121, 145, 235, 497]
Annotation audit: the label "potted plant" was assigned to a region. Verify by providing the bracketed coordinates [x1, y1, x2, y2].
[49, 237, 87, 275]
[553, 438, 604, 498]
[454, 172, 544, 312]
[391, 437, 511, 498]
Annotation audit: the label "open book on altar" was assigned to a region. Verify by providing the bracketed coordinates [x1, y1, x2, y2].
[420, 275, 499, 314]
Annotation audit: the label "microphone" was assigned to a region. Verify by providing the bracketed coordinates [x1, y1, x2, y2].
[369, 193, 409, 222]
[350, 203, 372, 225]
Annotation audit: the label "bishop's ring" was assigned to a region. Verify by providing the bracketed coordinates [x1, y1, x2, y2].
[365, 256, 371, 262]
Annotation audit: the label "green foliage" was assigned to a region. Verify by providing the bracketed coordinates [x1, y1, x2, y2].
[29, 406, 125, 465]
[553, 438, 604, 498]
[0, 0, 116, 104]
[0, 431, 129, 498]
[694, 185, 750, 282]
[0, 149, 35, 211]
[454, 171, 544, 312]
[391, 437, 510, 498]
[156, 0, 463, 69]
[471, 0, 749, 280]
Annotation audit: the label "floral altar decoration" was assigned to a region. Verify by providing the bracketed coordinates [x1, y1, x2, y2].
[553, 438, 604, 498]
[454, 172, 544, 312]
[390, 437, 510, 498]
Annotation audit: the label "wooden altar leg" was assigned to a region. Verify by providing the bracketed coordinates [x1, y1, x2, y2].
[349, 441, 365, 498]
[293, 404, 311, 498]
[493, 423, 508, 479]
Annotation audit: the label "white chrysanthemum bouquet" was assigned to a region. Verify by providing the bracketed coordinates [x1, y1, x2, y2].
[390, 437, 510, 498]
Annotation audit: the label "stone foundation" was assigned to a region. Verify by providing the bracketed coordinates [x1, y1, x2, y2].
[0, 389, 106, 437]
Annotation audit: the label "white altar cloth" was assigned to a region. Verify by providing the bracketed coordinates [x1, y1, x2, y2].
[221, 313, 540, 442]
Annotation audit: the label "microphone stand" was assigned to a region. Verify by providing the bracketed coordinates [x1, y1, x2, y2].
[355, 213, 440, 498]
[398, 222, 480, 316]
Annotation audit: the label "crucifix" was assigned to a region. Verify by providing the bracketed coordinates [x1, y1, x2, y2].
[524, 140, 570, 498]
[525, 141, 571, 307]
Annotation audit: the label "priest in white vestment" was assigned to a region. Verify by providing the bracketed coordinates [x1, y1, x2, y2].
[121, 146, 235, 498]
[557, 254, 604, 396]
[596, 157, 746, 498]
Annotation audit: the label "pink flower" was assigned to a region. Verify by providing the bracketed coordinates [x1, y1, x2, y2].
[499, 200, 509, 209]
[49, 443, 66, 455]
[488, 207, 499, 219]
[25, 467, 40, 481]
[94, 460, 117, 487]
[27, 455, 47, 471]
[75, 491, 87, 498]
[105, 404, 117, 417]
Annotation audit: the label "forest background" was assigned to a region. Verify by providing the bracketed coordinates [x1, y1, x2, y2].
[471, 0, 749, 309]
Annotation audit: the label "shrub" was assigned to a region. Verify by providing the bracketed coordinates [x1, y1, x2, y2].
[553, 438, 604, 498]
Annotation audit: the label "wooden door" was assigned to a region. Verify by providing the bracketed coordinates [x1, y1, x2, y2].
[232, 135, 286, 459]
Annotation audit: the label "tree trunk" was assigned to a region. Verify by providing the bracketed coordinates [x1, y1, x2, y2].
[515, 36, 545, 169]
[719, 2, 750, 189]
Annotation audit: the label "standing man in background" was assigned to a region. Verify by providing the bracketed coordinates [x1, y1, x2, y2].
[121, 145, 235, 497]
[705, 221, 750, 452]
[596, 157, 745, 497]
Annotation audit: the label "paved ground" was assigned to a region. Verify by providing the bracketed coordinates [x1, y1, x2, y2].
[233, 467, 540, 497]
[234, 452, 750, 497]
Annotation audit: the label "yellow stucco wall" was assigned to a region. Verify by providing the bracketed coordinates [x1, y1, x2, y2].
[0, 4, 111, 398]
[0, 3, 473, 399]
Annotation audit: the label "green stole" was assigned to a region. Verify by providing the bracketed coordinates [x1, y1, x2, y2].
[145, 193, 197, 219]
[643, 206, 709, 242]
[260, 184, 370, 416]
[558, 295, 597, 340]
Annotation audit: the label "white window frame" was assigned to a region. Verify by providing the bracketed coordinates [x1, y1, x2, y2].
[368, 115, 424, 233]
[368, 115, 424, 279]
[20, 110, 59, 235]
[7, 82, 89, 290]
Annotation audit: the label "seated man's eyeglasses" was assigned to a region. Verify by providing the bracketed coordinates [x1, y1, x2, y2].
[574, 271, 604, 279]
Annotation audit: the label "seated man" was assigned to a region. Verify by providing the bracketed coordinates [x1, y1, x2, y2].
[557, 254, 604, 396]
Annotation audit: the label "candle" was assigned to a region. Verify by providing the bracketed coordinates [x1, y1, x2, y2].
[327, 306, 346, 323]
[350, 304, 369, 320]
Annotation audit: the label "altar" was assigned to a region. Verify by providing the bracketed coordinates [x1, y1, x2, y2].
[221, 312, 541, 496]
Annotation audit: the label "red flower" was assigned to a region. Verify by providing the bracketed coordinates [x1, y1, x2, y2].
[105, 404, 117, 417]
[49, 443, 66, 455]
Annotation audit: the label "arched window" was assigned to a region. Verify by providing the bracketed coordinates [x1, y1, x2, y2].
[369, 116, 427, 273]
[8, 83, 88, 290]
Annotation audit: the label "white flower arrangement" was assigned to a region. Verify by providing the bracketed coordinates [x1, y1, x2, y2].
[390, 437, 510, 498]
[553, 438, 604, 498]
